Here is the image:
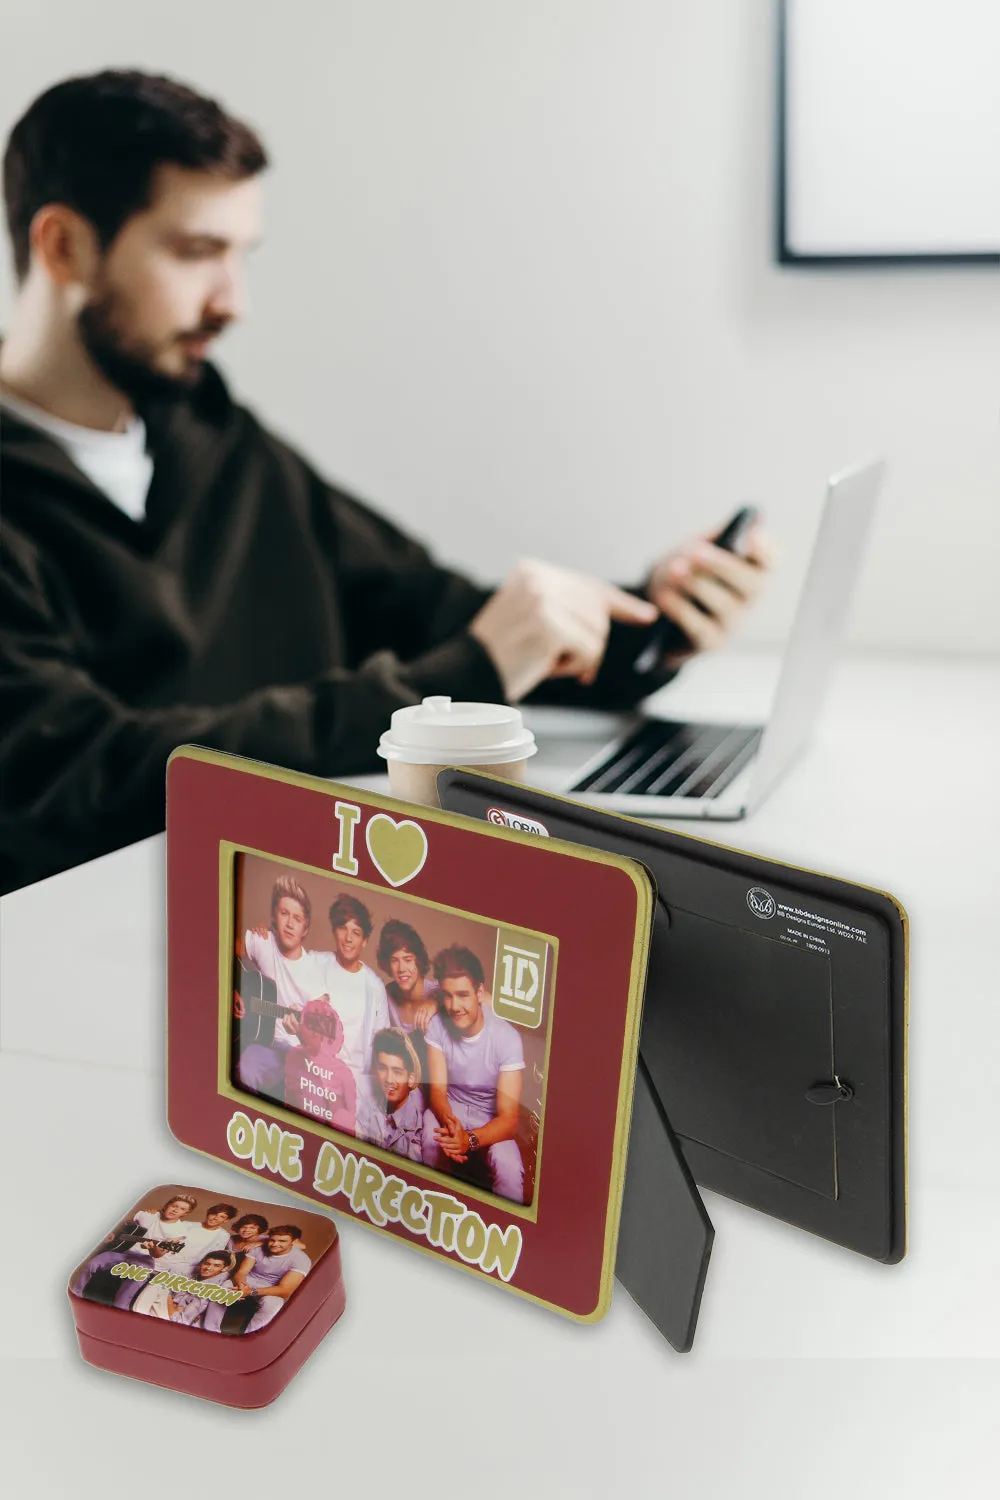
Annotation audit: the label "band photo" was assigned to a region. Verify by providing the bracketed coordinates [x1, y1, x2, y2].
[71, 1185, 334, 1335]
[231, 853, 552, 1207]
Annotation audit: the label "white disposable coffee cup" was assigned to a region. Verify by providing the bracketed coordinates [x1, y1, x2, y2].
[377, 696, 537, 809]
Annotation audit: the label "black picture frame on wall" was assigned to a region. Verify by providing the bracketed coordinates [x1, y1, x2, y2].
[775, 0, 1000, 268]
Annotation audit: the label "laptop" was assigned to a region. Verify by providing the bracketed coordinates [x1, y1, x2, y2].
[534, 458, 887, 820]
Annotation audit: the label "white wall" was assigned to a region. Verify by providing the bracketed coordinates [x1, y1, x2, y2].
[2, 0, 997, 652]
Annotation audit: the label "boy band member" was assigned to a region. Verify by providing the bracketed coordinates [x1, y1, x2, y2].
[74, 1190, 198, 1300]
[422, 946, 526, 1204]
[227, 1212, 268, 1257]
[356, 1027, 424, 1162]
[313, 896, 389, 1080]
[0, 70, 774, 895]
[228, 1225, 311, 1333]
[165, 1251, 236, 1327]
[376, 918, 439, 1085]
[127, 1192, 200, 1258]
[237, 874, 328, 1096]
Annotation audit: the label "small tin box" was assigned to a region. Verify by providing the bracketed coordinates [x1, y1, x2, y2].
[68, 1183, 346, 1408]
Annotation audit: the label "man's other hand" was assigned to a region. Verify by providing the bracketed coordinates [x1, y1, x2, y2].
[434, 1115, 471, 1163]
[646, 523, 776, 663]
[469, 559, 658, 702]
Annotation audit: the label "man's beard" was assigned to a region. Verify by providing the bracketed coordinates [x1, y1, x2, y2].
[78, 289, 226, 405]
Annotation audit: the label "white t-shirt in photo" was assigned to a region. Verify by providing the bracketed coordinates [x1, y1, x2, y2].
[244, 929, 329, 1051]
[314, 956, 387, 1075]
[132, 1212, 230, 1274]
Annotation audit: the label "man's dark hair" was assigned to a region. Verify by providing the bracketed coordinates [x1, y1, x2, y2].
[3, 69, 267, 280]
[372, 1027, 419, 1074]
[268, 1225, 301, 1241]
[433, 944, 485, 991]
[198, 1251, 233, 1273]
[328, 894, 372, 938]
[232, 1213, 268, 1235]
[376, 918, 430, 978]
[206, 1203, 237, 1219]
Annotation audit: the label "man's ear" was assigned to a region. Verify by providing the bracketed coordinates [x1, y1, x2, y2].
[30, 203, 103, 289]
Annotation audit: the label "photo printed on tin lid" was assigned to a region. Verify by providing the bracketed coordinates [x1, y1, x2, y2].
[70, 1185, 335, 1335]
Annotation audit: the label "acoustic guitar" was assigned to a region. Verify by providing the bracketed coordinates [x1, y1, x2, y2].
[108, 1221, 187, 1255]
[234, 955, 338, 1048]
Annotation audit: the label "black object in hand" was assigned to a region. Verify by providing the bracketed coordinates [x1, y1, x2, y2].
[633, 506, 761, 674]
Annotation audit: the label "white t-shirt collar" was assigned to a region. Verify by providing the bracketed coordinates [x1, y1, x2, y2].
[0, 387, 154, 522]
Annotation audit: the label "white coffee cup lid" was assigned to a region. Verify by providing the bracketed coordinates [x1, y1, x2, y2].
[377, 696, 537, 765]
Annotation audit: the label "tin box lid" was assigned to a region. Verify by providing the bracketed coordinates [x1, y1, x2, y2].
[68, 1183, 344, 1377]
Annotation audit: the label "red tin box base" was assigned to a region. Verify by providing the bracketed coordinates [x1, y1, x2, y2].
[74, 1281, 346, 1408]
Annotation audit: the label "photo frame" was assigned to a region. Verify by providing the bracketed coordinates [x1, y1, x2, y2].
[165, 747, 658, 1326]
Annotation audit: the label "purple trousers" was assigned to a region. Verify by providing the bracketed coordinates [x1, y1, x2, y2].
[74, 1249, 156, 1310]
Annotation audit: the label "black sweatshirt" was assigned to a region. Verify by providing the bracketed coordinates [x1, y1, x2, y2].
[0, 364, 674, 893]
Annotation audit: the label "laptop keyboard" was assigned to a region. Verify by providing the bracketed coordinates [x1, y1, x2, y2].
[569, 720, 762, 799]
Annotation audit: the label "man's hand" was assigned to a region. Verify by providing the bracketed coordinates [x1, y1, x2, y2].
[646, 524, 776, 664]
[412, 1000, 438, 1032]
[434, 1116, 470, 1163]
[470, 559, 658, 702]
[283, 995, 327, 1039]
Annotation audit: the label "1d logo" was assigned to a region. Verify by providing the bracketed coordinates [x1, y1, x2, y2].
[746, 886, 777, 919]
[493, 927, 549, 1029]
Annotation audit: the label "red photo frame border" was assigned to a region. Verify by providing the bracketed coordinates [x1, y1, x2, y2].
[166, 748, 652, 1322]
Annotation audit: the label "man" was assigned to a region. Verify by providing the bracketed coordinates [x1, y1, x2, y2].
[164, 1250, 237, 1328]
[236, 873, 328, 1097]
[356, 1027, 425, 1162]
[283, 997, 357, 1133]
[227, 1224, 311, 1333]
[422, 945, 526, 1204]
[136, 1200, 237, 1271]
[313, 895, 390, 1080]
[376, 917, 439, 1085]
[0, 70, 774, 894]
[226, 1212, 268, 1258]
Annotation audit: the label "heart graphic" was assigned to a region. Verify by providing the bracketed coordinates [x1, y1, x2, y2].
[365, 814, 429, 888]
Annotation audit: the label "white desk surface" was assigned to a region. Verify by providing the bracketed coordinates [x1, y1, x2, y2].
[2, 649, 998, 1497]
